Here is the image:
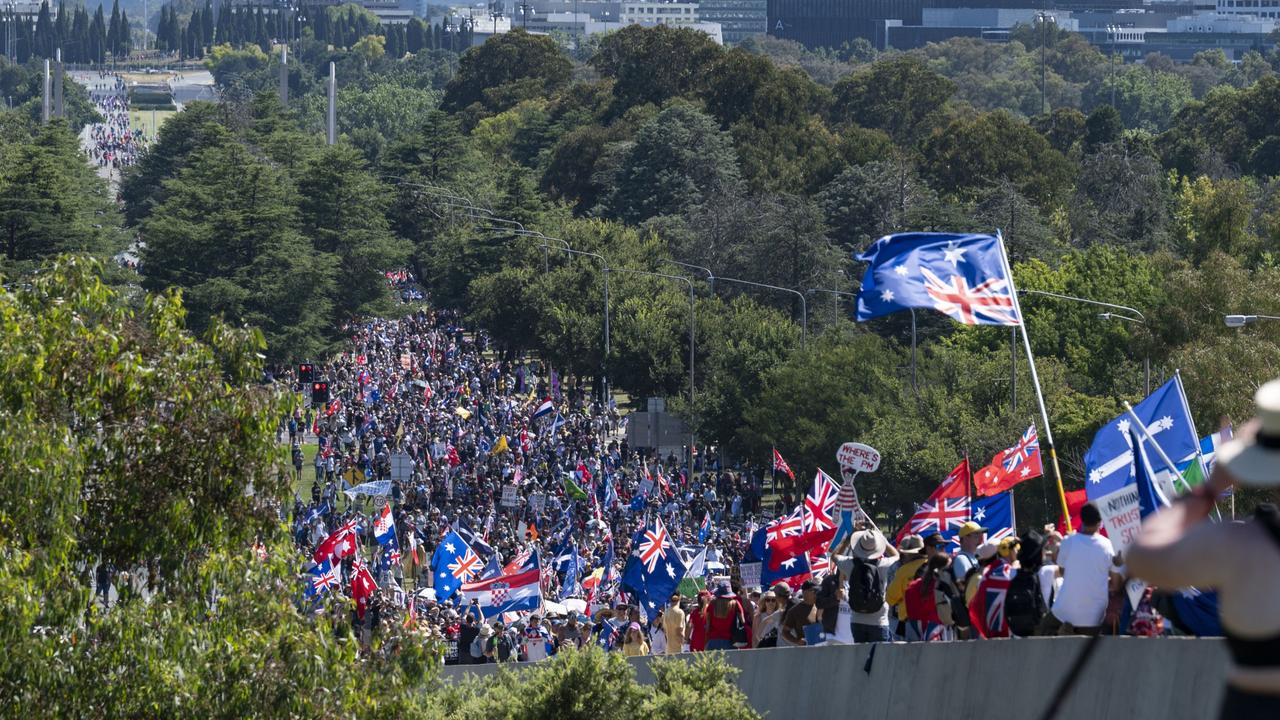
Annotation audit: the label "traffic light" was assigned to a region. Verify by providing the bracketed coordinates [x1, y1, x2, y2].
[298, 363, 314, 384]
[311, 381, 330, 405]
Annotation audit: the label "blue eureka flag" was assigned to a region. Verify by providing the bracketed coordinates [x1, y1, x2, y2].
[1084, 377, 1202, 503]
[855, 232, 1021, 326]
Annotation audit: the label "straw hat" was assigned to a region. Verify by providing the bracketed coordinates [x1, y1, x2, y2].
[1217, 380, 1280, 487]
[852, 530, 887, 560]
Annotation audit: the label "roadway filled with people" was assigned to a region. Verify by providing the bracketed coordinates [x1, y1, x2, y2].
[276, 272, 1233, 669]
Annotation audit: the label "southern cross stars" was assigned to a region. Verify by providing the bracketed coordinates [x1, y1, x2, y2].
[942, 241, 967, 267]
[880, 289, 895, 302]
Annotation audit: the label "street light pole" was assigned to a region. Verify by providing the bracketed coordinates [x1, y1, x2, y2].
[541, 244, 611, 406]
[1020, 290, 1150, 394]
[711, 274, 807, 347]
[809, 286, 917, 392]
[1036, 12, 1055, 116]
[613, 267, 697, 469]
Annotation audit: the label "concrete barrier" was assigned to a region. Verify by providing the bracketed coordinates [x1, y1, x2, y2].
[440, 637, 1230, 719]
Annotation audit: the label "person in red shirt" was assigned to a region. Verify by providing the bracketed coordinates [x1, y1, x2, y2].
[687, 590, 711, 651]
[705, 583, 747, 650]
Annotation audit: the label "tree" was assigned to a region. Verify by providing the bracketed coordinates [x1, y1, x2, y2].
[1174, 175, 1258, 263]
[604, 102, 744, 224]
[0, 121, 119, 270]
[922, 110, 1075, 206]
[140, 142, 334, 360]
[1071, 141, 1172, 251]
[441, 29, 571, 116]
[121, 101, 231, 225]
[590, 24, 722, 115]
[296, 143, 412, 320]
[1088, 65, 1193, 132]
[831, 55, 954, 144]
[816, 157, 936, 250]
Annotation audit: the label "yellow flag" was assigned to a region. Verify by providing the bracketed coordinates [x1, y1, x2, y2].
[493, 434, 510, 455]
[455, 406, 472, 420]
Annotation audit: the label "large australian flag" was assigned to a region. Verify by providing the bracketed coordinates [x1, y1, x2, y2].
[621, 517, 687, 618]
[855, 232, 1021, 326]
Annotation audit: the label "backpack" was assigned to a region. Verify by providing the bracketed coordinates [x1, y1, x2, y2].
[1004, 570, 1047, 637]
[495, 634, 513, 661]
[848, 558, 886, 614]
[469, 636, 484, 659]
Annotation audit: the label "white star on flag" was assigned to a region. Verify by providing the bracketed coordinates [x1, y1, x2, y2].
[880, 289, 895, 302]
[444, 542, 456, 553]
[1151, 416, 1174, 432]
[942, 242, 967, 267]
[974, 507, 986, 521]
[781, 557, 797, 569]
[893, 265, 909, 276]
[666, 563, 675, 578]
[1020, 466, 1031, 477]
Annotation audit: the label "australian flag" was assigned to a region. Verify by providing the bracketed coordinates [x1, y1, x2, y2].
[430, 530, 482, 602]
[855, 232, 1021, 326]
[305, 559, 340, 598]
[620, 517, 687, 617]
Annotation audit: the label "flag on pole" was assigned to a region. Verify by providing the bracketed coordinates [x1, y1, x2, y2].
[854, 232, 1021, 326]
[974, 424, 1043, 496]
[768, 470, 840, 569]
[620, 517, 687, 617]
[564, 473, 589, 501]
[698, 512, 712, 543]
[896, 460, 970, 543]
[772, 448, 795, 481]
[430, 530, 482, 602]
[460, 567, 544, 619]
[305, 559, 340, 598]
[532, 398, 555, 420]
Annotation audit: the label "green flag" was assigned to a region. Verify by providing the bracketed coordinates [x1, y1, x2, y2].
[563, 474, 588, 501]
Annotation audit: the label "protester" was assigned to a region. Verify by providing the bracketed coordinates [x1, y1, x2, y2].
[780, 579, 819, 647]
[705, 583, 747, 650]
[845, 530, 898, 643]
[662, 594, 686, 655]
[1129, 383, 1280, 718]
[622, 622, 650, 656]
[753, 586, 785, 647]
[1040, 503, 1118, 636]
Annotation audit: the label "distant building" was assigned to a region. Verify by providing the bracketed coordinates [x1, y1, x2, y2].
[698, 0, 768, 44]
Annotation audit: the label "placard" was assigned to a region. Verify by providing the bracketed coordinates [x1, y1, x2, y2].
[738, 561, 762, 590]
[836, 442, 881, 473]
[501, 485, 519, 508]
[529, 492, 546, 514]
[390, 451, 414, 481]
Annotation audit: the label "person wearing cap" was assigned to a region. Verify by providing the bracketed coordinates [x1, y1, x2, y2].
[847, 529, 899, 643]
[969, 537, 1020, 639]
[1128, 391, 1280, 717]
[474, 621, 494, 664]
[622, 621, 650, 656]
[705, 582, 748, 650]
[522, 613, 553, 662]
[781, 579, 820, 646]
[885, 534, 930, 638]
[951, 521, 988, 586]
[1039, 502, 1118, 637]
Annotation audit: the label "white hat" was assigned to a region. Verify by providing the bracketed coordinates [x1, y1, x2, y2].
[1217, 381, 1280, 486]
[852, 530, 887, 561]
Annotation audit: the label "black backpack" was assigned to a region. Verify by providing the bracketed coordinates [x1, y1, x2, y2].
[848, 558, 886, 614]
[1004, 569, 1047, 637]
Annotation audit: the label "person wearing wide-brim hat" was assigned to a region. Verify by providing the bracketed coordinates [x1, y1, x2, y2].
[847, 529, 899, 643]
[1129, 379, 1280, 719]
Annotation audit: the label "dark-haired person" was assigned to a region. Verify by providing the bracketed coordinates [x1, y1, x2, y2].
[1129, 382, 1280, 718]
[1039, 502, 1119, 636]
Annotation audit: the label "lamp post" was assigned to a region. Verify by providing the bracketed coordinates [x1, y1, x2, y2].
[540, 244, 611, 407]
[1107, 24, 1119, 107]
[711, 274, 807, 347]
[1020, 289, 1150, 394]
[1035, 12, 1056, 116]
[1225, 314, 1280, 328]
[613, 267, 697, 469]
[808, 286, 917, 392]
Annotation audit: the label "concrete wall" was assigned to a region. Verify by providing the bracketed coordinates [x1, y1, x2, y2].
[441, 637, 1230, 719]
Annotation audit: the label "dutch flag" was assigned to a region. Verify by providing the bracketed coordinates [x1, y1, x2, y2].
[532, 398, 555, 421]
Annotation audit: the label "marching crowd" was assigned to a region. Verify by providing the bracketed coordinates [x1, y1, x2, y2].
[281, 273, 1231, 668]
[83, 74, 146, 173]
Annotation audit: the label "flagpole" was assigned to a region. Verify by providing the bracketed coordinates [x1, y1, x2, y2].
[996, 229, 1073, 533]
[1173, 370, 1211, 494]
[1122, 402, 1176, 507]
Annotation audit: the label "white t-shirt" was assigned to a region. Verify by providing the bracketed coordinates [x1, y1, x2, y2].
[829, 601, 856, 644]
[1052, 532, 1115, 627]
[1039, 564, 1063, 607]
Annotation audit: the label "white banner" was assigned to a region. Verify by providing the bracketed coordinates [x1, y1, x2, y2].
[343, 480, 392, 499]
[739, 561, 762, 590]
[1094, 484, 1143, 553]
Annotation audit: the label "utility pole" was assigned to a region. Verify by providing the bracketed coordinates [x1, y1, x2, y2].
[41, 58, 50, 123]
[326, 61, 335, 145]
[279, 45, 288, 107]
[54, 47, 63, 118]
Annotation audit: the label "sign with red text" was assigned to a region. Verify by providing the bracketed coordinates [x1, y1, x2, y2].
[836, 442, 881, 473]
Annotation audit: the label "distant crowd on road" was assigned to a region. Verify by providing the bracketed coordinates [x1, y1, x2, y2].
[83, 73, 146, 172]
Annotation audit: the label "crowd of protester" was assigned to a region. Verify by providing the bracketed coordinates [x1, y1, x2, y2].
[83, 73, 146, 173]
[281, 273, 1229, 667]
